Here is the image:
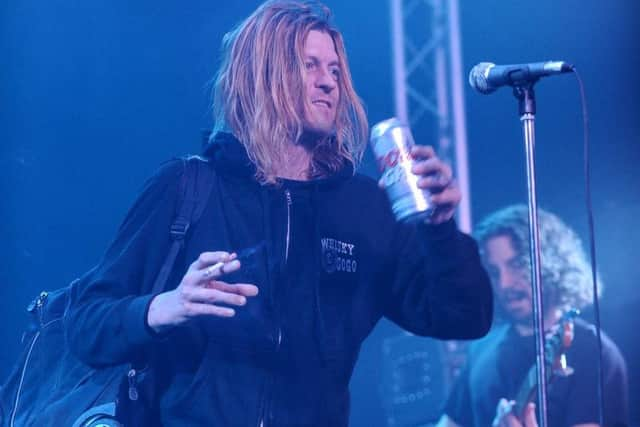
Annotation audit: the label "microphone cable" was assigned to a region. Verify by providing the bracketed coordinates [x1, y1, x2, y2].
[572, 68, 605, 427]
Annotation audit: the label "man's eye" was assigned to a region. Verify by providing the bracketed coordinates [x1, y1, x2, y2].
[509, 259, 527, 270]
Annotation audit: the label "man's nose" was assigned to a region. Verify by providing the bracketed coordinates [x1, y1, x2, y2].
[315, 68, 337, 92]
[496, 269, 516, 290]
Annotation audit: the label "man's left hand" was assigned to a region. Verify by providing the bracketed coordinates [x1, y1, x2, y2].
[410, 145, 460, 224]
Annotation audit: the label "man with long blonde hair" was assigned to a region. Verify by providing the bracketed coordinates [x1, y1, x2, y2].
[66, 1, 493, 425]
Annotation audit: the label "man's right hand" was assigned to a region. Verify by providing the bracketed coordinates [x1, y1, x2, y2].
[147, 251, 259, 334]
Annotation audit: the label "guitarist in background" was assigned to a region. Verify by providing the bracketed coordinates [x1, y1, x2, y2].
[436, 205, 629, 427]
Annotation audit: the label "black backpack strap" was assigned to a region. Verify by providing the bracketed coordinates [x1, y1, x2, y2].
[150, 155, 216, 295]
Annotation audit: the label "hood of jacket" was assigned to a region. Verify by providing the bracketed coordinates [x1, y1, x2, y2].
[203, 131, 355, 188]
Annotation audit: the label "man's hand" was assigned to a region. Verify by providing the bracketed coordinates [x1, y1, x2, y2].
[147, 251, 259, 334]
[410, 145, 460, 224]
[492, 399, 538, 427]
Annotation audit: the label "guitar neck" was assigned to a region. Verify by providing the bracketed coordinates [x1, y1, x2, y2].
[512, 363, 552, 415]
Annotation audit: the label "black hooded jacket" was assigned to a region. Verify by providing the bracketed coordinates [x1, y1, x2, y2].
[66, 132, 493, 426]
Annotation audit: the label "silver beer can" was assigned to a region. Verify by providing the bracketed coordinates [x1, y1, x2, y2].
[370, 117, 433, 223]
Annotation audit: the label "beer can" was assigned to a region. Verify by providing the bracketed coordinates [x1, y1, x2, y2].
[370, 117, 433, 223]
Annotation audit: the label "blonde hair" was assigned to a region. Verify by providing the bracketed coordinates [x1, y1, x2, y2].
[213, 0, 368, 183]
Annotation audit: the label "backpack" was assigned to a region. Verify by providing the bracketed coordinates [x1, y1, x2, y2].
[0, 156, 216, 427]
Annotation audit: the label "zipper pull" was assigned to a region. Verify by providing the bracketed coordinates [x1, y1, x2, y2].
[128, 369, 139, 401]
[27, 291, 49, 327]
[27, 291, 48, 313]
[284, 189, 292, 263]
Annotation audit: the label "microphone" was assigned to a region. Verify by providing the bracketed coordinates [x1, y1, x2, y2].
[468, 61, 574, 94]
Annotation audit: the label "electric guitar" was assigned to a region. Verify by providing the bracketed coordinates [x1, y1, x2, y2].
[510, 309, 580, 420]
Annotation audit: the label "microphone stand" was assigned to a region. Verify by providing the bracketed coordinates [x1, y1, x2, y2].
[513, 82, 548, 427]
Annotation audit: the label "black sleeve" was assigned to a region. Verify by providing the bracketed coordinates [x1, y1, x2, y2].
[65, 159, 186, 367]
[382, 218, 494, 340]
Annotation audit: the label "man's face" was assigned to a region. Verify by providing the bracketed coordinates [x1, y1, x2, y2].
[484, 235, 533, 324]
[301, 29, 340, 138]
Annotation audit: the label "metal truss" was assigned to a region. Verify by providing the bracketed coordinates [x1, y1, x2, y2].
[390, 0, 472, 232]
[382, 3, 472, 426]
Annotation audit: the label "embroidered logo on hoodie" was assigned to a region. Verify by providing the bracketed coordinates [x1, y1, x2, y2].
[320, 237, 357, 273]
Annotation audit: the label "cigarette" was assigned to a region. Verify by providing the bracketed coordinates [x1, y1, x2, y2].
[205, 261, 226, 277]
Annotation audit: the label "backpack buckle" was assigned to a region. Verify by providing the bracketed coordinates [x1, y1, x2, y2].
[170, 219, 190, 240]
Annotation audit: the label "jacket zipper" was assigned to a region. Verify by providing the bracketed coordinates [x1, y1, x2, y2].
[10, 292, 49, 427]
[284, 189, 292, 263]
[258, 189, 291, 427]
